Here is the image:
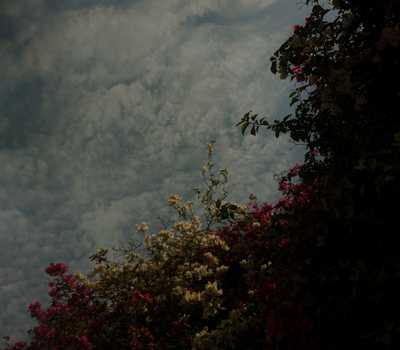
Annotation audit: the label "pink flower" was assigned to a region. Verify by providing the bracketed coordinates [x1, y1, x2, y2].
[278, 237, 290, 248]
[76, 284, 92, 298]
[278, 219, 289, 229]
[293, 24, 302, 33]
[45, 263, 68, 276]
[288, 163, 302, 177]
[267, 315, 282, 338]
[130, 290, 154, 305]
[28, 301, 47, 322]
[247, 202, 258, 212]
[46, 303, 70, 319]
[130, 339, 143, 349]
[292, 65, 306, 82]
[278, 180, 291, 192]
[141, 292, 154, 304]
[260, 281, 277, 298]
[261, 203, 273, 212]
[295, 192, 310, 207]
[292, 65, 303, 75]
[48, 285, 60, 298]
[63, 274, 77, 288]
[277, 196, 294, 210]
[34, 324, 55, 338]
[9, 342, 26, 350]
[78, 335, 92, 350]
[310, 148, 320, 157]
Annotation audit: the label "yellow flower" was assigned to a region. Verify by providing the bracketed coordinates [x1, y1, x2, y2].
[204, 252, 219, 266]
[184, 289, 202, 303]
[185, 201, 193, 211]
[204, 281, 223, 296]
[216, 265, 229, 274]
[136, 222, 149, 234]
[167, 194, 182, 206]
[207, 143, 214, 157]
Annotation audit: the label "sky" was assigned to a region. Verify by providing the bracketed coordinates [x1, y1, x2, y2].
[0, 0, 308, 341]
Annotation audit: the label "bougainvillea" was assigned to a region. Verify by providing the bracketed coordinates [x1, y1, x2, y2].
[236, 0, 400, 348]
[2, 1, 400, 349]
[1, 144, 325, 350]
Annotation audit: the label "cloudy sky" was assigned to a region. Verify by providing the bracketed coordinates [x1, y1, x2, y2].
[0, 0, 308, 340]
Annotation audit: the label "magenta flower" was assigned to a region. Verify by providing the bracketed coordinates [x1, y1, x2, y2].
[292, 65, 303, 75]
[279, 180, 291, 192]
[28, 301, 47, 322]
[288, 163, 302, 178]
[310, 148, 320, 157]
[130, 290, 154, 305]
[33, 324, 55, 338]
[142, 292, 154, 304]
[48, 287, 58, 298]
[278, 219, 289, 229]
[62, 274, 77, 288]
[7, 341, 27, 350]
[46, 303, 70, 319]
[45, 262, 68, 276]
[78, 335, 92, 350]
[277, 196, 294, 210]
[293, 24, 302, 33]
[278, 237, 290, 248]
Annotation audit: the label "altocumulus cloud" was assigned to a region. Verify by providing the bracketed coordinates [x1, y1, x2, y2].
[0, 0, 307, 340]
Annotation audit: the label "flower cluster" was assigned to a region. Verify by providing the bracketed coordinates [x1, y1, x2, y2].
[130, 290, 154, 305]
[292, 65, 305, 82]
[2, 159, 323, 350]
[45, 263, 68, 276]
[293, 24, 302, 33]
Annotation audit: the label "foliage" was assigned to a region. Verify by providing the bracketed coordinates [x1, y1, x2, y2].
[237, 0, 400, 348]
[1, 148, 323, 350]
[2, 0, 400, 349]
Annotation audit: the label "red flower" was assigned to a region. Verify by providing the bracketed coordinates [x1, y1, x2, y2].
[33, 324, 55, 339]
[310, 148, 320, 157]
[46, 303, 70, 319]
[141, 292, 154, 304]
[45, 263, 68, 276]
[288, 163, 302, 178]
[62, 274, 77, 288]
[279, 180, 290, 192]
[267, 316, 279, 338]
[28, 301, 47, 322]
[78, 335, 92, 350]
[8, 342, 26, 350]
[293, 24, 302, 33]
[276, 196, 294, 210]
[130, 339, 143, 349]
[48, 287, 59, 298]
[292, 65, 303, 75]
[278, 237, 290, 248]
[130, 290, 154, 305]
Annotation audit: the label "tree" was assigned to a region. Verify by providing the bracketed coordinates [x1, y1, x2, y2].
[237, 0, 400, 347]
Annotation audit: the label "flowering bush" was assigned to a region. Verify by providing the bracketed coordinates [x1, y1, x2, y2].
[236, 0, 400, 348]
[1, 146, 325, 350]
[2, 1, 400, 349]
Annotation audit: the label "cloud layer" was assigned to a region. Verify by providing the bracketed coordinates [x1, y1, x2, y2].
[0, 0, 307, 340]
